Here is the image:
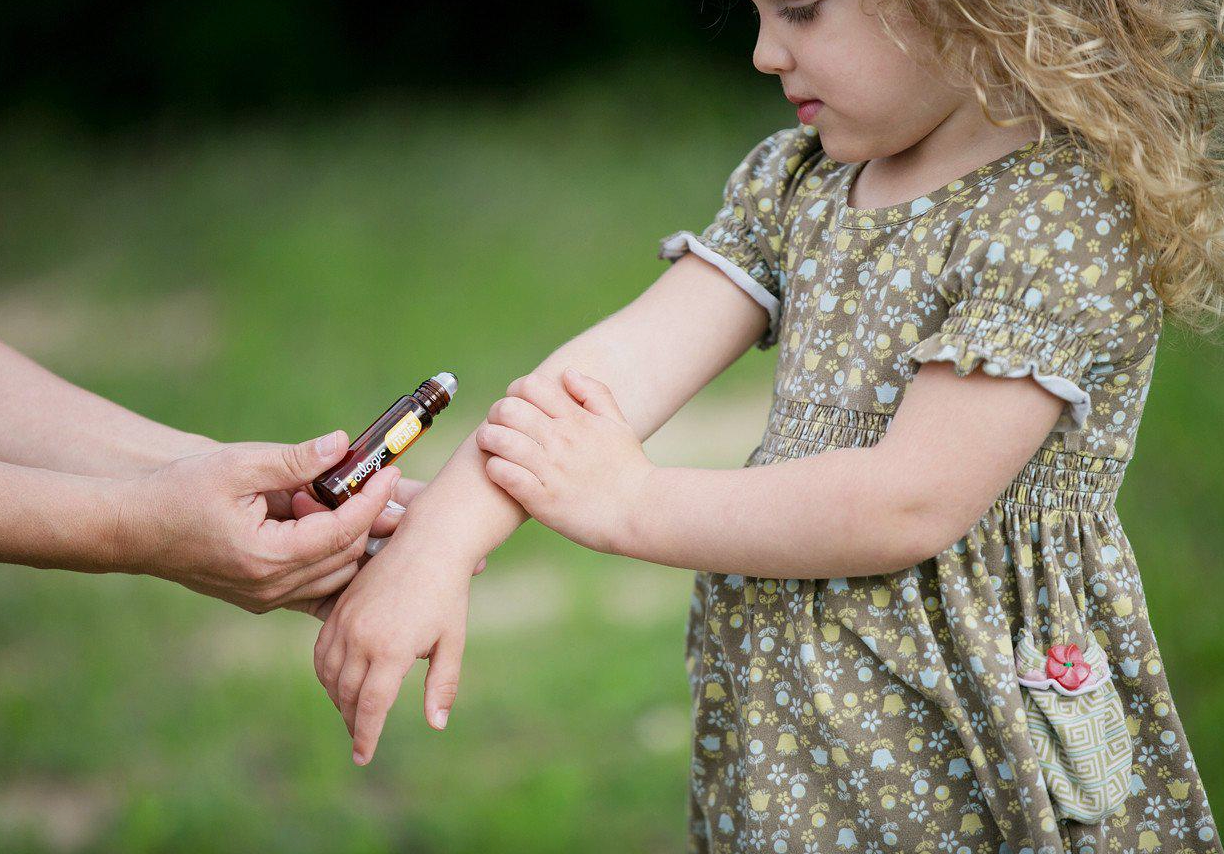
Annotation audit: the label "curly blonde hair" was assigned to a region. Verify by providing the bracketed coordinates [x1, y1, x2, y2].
[872, 0, 1224, 332]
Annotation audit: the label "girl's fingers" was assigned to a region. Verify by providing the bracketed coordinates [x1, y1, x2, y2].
[423, 632, 466, 732]
[337, 656, 371, 737]
[475, 423, 545, 472]
[486, 396, 553, 446]
[314, 609, 342, 681]
[561, 368, 628, 422]
[505, 373, 586, 419]
[484, 456, 546, 509]
[320, 633, 349, 712]
[352, 662, 412, 766]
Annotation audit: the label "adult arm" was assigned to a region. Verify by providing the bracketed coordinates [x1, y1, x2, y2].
[0, 434, 399, 614]
[0, 341, 218, 476]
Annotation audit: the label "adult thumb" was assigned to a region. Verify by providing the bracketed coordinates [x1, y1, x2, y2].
[562, 367, 627, 421]
[231, 429, 349, 492]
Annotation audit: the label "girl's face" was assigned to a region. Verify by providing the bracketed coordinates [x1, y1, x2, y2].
[750, 0, 969, 162]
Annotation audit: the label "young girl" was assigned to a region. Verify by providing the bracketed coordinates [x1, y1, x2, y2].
[308, 0, 1224, 851]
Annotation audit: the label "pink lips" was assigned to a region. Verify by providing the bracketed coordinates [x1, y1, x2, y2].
[797, 100, 824, 124]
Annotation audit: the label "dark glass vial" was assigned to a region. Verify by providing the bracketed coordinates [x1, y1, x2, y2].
[311, 371, 457, 509]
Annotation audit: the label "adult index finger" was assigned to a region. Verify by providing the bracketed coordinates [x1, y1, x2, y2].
[271, 467, 401, 564]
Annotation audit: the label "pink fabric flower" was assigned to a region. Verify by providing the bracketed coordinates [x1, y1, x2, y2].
[1045, 643, 1092, 691]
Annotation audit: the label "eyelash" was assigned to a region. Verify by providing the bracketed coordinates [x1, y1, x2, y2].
[779, 2, 822, 23]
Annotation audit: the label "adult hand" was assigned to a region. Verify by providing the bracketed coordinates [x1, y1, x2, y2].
[217, 439, 410, 536]
[113, 430, 401, 614]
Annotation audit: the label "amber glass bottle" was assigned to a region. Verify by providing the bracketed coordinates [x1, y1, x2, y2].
[311, 371, 457, 509]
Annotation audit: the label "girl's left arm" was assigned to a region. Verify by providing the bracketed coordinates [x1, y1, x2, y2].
[477, 359, 1065, 577]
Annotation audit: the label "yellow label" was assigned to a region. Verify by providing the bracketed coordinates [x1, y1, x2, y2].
[386, 412, 422, 454]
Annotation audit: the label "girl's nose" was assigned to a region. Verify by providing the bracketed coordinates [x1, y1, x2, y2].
[753, 25, 797, 76]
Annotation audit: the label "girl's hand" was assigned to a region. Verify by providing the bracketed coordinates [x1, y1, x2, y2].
[313, 543, 473, 765]
[475, 368, 655, 555]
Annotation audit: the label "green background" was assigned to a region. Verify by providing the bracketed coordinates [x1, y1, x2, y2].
[1, 35, 1222, 854]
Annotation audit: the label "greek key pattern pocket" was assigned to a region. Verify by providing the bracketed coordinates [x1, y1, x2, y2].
[1014, 626, 1134, 823]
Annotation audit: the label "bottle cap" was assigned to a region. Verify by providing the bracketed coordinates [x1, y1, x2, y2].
[432, 371, 458, 401]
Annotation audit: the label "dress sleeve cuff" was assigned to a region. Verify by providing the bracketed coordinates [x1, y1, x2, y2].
[659, 230, 782, 350]
[904, 298, 1094, 432]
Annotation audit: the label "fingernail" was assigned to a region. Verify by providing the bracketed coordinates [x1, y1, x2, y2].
[365, 536, 387, 557]
[384, 499, 407, 516]
[433, 709, 449, 729]
[564, 367, 578, 379]
[353, 749, 367, 766]
[316, 431, 339, 456]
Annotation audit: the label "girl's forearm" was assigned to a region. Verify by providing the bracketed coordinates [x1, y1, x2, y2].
[620, 447, 949, 579]
[383, 426, 531, 568]
[380, 347, 639, 571]
[0, 343, 218, 476]
[377, 287, 758, 572]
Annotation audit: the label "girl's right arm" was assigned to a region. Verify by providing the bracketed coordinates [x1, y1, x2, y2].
[311, 251, 773, 764]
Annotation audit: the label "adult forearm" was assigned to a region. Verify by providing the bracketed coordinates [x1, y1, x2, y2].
[0, 462, 122, 573]
[0, 342, 218, 476]
[621, 447, 945, 579]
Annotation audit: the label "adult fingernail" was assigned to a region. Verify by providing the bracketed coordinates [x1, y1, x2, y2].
[384, 499, 407, 516]
[433, 709, 449, 729]
[365, 536, 387, 557]
[316, 431, 339, 456]
[353, 749, 367, 766]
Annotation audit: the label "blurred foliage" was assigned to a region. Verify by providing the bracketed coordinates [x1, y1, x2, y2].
[1, 0, 758, 124]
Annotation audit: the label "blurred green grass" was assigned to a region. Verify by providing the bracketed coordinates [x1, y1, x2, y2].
[1, 62, 1222, 853]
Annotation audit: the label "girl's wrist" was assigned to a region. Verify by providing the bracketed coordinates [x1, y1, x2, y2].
[376, 514, 490, 579]
[612, 465, 669, 562]
[382, 485, 516, 572]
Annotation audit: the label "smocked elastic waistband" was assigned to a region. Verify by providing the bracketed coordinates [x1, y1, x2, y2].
[754, 397, 1125, 512]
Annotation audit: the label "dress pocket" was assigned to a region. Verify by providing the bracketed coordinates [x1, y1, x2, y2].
[1014, 626, 1134, 823]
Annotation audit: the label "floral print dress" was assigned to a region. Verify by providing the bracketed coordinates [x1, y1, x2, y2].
[658, 125, 1222, 854]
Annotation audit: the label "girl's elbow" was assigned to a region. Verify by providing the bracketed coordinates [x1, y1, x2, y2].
[886, 488, 984, 569]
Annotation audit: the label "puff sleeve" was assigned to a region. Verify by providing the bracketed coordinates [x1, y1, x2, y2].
[658, 125, 823, 350]
[904, 165, 1161, 432]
